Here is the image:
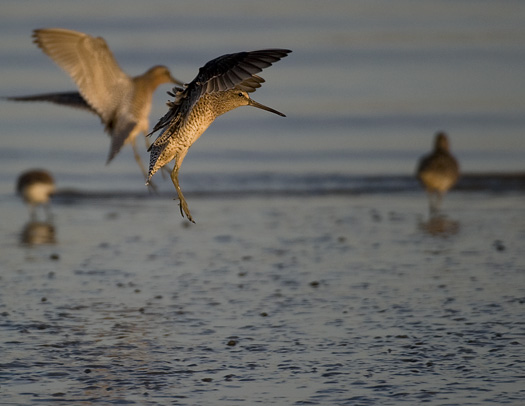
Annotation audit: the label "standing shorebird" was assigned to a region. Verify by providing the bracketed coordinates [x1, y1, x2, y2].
[7, 28, 183, 185]
[416, 132, 460, 213]
[147, 49, 291, 222]
[16, 169, 56, 220]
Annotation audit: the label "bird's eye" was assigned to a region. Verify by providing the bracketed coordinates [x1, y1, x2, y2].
[238, 92, 243, 97]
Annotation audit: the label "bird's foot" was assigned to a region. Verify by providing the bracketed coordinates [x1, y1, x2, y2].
[174, 196, 195, 223]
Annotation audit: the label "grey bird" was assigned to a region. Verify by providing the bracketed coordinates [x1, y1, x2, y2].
[416, 132, 460, 213]
[16, 169, 56, 220]
[146, 49, 291, 222]
[7, 28, 183, 185]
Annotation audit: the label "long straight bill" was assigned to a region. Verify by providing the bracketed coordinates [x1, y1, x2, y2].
[248, 98, 286, 117]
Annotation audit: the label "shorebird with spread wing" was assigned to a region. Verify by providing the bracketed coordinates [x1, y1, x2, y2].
[8, 28, 183, 186]
[146, 49, 291, 222]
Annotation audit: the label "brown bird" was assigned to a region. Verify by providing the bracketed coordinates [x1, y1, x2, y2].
[416, 132, 460, 213]
[16, 169, 56, 220]
[146, 49, 291, 222]
[8, 28, 183, 185]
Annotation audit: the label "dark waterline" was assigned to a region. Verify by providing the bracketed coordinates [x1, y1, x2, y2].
[50, 172, 525, 202]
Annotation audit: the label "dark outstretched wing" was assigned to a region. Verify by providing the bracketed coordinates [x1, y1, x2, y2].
[146, 49, 291, 180]
[148, 49, 291, 138]
[7, 91, 96, 114]
[194, 49, 291, 96]
[147, 87, 185, 137]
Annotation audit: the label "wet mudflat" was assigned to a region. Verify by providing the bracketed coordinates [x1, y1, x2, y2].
[1, 1, 524, 404]
[1, 192, 524, 405]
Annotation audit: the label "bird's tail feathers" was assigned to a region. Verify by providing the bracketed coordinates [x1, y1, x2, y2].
[106, 122, 136, 164]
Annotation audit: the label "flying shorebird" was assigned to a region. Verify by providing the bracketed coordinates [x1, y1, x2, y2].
[146, 49, 291, 223]
[16, 169, 56, 220]
[416, 131, 460, 213]
[7, 28, 183, 186]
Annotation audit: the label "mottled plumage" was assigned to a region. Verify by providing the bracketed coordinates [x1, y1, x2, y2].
[8, 28, 183, 184]
[147, 49, 291, 222]
[417, 132, 460, 213]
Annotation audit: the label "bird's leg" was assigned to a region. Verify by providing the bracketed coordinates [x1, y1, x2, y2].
[435, 192, 444, 213]
[133, 138, 157, 192]
[428, 191, 441, 216]
[170, 163, 194, 223]
[160, 164, 172, 179]
[29, 206, 37, 221]
[144, 135, 152, 150]
[44, 203, 54, 222]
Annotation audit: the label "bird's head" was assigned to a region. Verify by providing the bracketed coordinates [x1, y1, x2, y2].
[148, 65, 184, 87]
[220, 89, 286, 117]
[434, 131, 450, 152]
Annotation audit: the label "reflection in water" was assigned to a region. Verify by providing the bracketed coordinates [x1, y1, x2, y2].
[418, 213, 460, 237]
[20, 220, 56, 245]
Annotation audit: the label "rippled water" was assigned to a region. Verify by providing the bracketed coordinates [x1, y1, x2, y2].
[2, 193, 525, 405]
[1, 1, 525, 405]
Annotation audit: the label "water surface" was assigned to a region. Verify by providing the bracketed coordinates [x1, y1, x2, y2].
[1, 1, 524, 405]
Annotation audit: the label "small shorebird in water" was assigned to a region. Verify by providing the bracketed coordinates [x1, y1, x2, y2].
[416, 131, 460, 213]
[7, 28, 183, 186]
[16, 169, 56, 220]
[146, 48, 291, 222]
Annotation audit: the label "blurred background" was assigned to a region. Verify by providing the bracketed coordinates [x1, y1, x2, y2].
[1, 0, 524, 195]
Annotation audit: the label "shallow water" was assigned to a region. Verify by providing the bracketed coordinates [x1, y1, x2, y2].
[1, 1, 525, 405]
[1, 192, 525, 405]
